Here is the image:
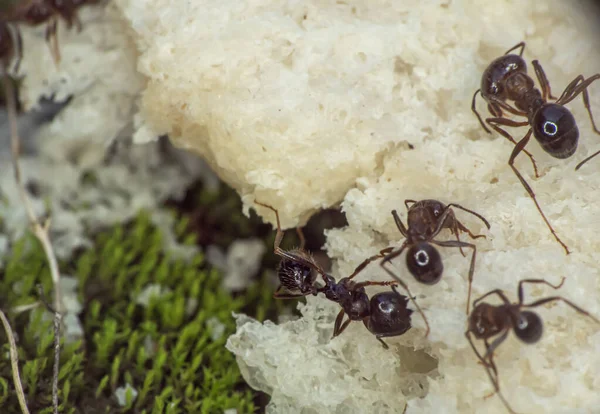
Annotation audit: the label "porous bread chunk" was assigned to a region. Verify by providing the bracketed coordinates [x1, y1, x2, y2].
[115, 0, 600, 412]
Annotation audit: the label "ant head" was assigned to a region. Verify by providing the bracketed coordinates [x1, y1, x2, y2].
[468, 302, 502, 339]
[23, 2, 55, 24]
[513, 310, 543, 344]
[277, 257, 316, 295]
[481, 54, 527, 101]
[532, 103, 578, 159]
[406, 242, 443, 285]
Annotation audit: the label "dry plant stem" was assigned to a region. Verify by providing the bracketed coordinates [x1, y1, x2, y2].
[38, 286, 62, 414]
[0, 310, 31, 414]
[2, 76, 63, 313]
[3, 75, 63, 414]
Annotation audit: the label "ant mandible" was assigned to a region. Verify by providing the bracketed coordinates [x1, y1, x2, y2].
[471, 41, 600, 255]
[465, 277, 600, 414]
[354, 199, 490, 336]
[255, 201, 412, 348]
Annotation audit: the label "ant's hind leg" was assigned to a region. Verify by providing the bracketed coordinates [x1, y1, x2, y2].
[532, 60, 557, 101]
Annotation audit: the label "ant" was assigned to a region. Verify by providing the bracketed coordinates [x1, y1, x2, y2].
[255, 201, 413, 348]
[465, 277, 600, 414]
[471, 41, 600, 255]
[355, 199, 490, 336]
[4, 0, 94, 65]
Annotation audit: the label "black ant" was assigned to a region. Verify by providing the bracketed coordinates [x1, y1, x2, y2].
[465, 277, 600, 414]
[255, 201, 413, 348]
[471, 41, 600, 255]
[4, 0, 95, 65]
[356, 199, 490, 336]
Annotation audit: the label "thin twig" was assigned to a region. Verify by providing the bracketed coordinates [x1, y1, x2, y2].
[4, 75, 63, 414]
[3, 76, 63, 313]
[38, 285, 61, 414]
[0, 310, 30, 414]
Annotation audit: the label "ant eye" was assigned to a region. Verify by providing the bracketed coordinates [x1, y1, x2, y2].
[406, 242, 443, 285]
[434, 209, 440, 216]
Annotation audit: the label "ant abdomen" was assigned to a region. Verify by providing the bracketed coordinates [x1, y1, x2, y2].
[364, 290, 412, 336]
[406, 242, 443, 285]
[532, 104, 579, 159]
[513, 310, 543, 343]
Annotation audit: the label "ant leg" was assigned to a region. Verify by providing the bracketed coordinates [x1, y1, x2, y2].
[451, 215, 467, 257]
[431, 239, 476, 314]
[504, 41, 525, 57]
[347, 246, 395, 280]
[392, 210, 409, 237]
[472, 289, 511, 310]
[332, 310, 352, 338]
[524, 296, 600, 324]
[254, 201, 285, 251]
[273, 288, 311, 299]
[12, 25, 22, 74]
[483, 339, 500, 381]
[488, 103, 503, 118]
[404, 199, 417, 210]
[486, 118, 539, 178]
[445, 203, 491, 230]
[355, 280, 398, 289]
[508, 130, 570, 254]
[488, 97, 528, 117]
[380, 246, 430, 337]
[471, 89, 491, 133]
[296, 227, 306, 250]
[376, 336, 390, 350]
[45, 18, 61, 66]
[465, 331, 517, 414]
[482, 328, 509, 361]
[516, 277, 565, 304]
[558, 74, 600, 133]
[532, 60, 557, 101]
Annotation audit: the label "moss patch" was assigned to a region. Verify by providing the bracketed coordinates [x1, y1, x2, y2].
[0, 211, 264, 413]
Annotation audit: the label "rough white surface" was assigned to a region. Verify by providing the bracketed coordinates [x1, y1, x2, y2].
[108, 0, 600, 412]
[16, 2, 144, 162]
[206, 238, 267, 291]
[202, 1, 600, 414]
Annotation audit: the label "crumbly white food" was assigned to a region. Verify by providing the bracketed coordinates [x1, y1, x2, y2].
[116, 0, 600, 412]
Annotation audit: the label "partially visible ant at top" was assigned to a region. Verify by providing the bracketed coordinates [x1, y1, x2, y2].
[2, 0, 100, 66]
[471, 41, 600, 255]
[356, 199, 490, 336]
[465, 277, 600, 414]
[255, 201, 413, 349]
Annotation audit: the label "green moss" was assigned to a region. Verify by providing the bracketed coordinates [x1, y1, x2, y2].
[0, 211, 266, 413]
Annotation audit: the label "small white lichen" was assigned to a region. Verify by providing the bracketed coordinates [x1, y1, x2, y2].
[115, 383, 138, 406]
